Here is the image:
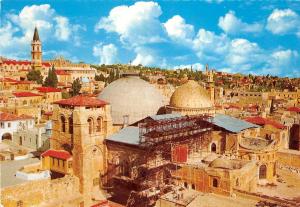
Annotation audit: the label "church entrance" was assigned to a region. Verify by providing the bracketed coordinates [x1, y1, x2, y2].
[259, 165, 267, 179]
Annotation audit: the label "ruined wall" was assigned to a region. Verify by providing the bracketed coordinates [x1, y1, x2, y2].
[277, 149, 300, 169]
[1, 175, 82, 207]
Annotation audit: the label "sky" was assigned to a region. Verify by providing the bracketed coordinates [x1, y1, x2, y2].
[1, 0, 300, 77]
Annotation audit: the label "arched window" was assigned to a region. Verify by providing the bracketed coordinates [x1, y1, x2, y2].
[61, 116, 66, 132]
[211, 143, 216, 152]
[212, 178, 218, 187]
[184, 182, 188, 188]
[236, 178, 240, 187]
[121, 161, 130, 177]
[192, 184, 195, 190]
[87, 118, 93, 134]
[259, 165, 267, 179]
[96, 117, 102, 132]
[69, 117, 73, 134]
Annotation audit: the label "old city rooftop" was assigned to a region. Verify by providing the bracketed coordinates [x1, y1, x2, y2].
[0, 112, 33, 121]
[245, 116, 285, 129]
[41, 149, 71, 160]
[36, 87, 61, 93]
[54, 95, 108, 107]
[13, 92, 42, 97]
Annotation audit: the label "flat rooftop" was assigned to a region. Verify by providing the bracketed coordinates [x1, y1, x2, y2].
[1, 157, 40, 188]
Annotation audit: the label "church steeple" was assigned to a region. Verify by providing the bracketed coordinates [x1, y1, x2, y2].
[33, 26, 40, 41]
[31, 27, 42, 70]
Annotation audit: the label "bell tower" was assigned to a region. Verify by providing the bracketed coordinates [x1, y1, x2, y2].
[51, 95, 113, 206]
[31, 27, 42, 70]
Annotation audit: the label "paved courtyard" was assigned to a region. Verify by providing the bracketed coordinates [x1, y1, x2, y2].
[1, 157, 40, 188]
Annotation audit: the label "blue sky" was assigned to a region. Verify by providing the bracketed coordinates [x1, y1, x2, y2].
[1, 0, 300, 77]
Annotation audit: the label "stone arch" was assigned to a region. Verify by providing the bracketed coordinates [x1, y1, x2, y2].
[259, 164, 267, 179]
[87, 117, 94, 134]
[68, 116, 73, 134]
[211, 142, 217, 152]
[96, 116, 103, 132]
[84, 145, 105, 186]
[2, 132, 12, 141]
[60, 115, 66, 132]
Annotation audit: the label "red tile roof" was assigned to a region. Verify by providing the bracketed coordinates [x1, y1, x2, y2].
[43, 111, 53, 116]
[54, 95, 108, 107]
[13, 92, 42, 97]
[42, 62, 51, 67]
[287, 106, 300, 113]
[3, 60, 31, 65]
[55, 70, 70, 75]
[245, 116, 285, 129]
[0, 112, 33, 121]
[0, 77, 19, 82]
[41, 149, 71, 160]
[36, 87, 61, 93]
[2, 60, 51, 67]
[13, 80, 34, 85]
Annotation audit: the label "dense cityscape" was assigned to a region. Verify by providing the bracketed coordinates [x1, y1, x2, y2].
[1, 1, 300, 207]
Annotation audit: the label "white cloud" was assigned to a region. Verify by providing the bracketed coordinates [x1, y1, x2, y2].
[93, 43, 118, 65]
[173, 63, 204, 71]
[164, 15, 195, 43]
[54, 16, 71, 41]
[218, 11, 263, 34]
[132, 47, 156, 66]
[0, 4, 84, 59]
[266, 9, 300, 35]
[193, 29, 229, 61]
[226, 38, 264, 71]
[263, 49, 299, 76]
[95, 1, 164, 46]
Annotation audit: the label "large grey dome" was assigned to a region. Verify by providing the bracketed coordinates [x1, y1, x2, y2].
[98, 75, 165, 125]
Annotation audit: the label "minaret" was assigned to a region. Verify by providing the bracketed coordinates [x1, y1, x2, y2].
[31, 27, 42, 70]
[206, 64, 215, 103]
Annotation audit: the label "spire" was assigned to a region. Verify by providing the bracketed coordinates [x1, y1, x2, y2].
[33, 26, 40, 41]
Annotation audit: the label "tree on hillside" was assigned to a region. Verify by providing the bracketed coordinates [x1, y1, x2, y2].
[95, 74, 106, 82]
[27, 70, 43, 84]
[43, 65, 58, 87]
[71, 78, 81, 96]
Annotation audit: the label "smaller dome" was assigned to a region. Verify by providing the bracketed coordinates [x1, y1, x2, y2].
[170, 80, 212, 109]
[209, 158, 234, 170]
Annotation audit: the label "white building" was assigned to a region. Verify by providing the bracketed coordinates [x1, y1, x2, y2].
[0, 112, 34, 142]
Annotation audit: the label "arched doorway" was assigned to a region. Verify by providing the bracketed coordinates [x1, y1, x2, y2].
[2, 133, 12, 141]
[259, 165, 267, 179]
[211, 143, 216, 152]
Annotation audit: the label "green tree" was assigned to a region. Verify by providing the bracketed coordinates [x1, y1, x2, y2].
[71, 78, 81, 96]
[95, 74, 106, 81]
[44, 66, 58, 87]
[26, 70, 43, 84]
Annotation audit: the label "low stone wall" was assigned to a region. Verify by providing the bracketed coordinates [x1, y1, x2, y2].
[1, 175, 83, 207]
[277, 149, 300, 169]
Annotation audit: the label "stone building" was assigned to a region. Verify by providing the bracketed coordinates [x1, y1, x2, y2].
[166, 80, 215, 115]
[98, 73, 165, 129]
[42, 95, 113, 206]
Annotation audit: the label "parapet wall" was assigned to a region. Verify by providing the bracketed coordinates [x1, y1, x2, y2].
[1, 175, 83, 207]
[277, 149, 300, 169]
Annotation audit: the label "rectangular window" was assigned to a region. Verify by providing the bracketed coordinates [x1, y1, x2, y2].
[8, 123, 11, 128]
[68, 161, 72, 168]
[0, 122, 4, 128]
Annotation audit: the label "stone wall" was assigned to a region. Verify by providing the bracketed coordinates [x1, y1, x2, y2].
[277, 149, 300, 169]
[1, 175, 83, 207]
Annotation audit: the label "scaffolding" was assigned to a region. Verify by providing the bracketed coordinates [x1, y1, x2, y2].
[138, 114, 213, 147]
